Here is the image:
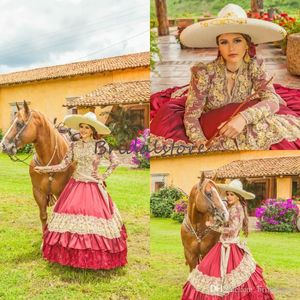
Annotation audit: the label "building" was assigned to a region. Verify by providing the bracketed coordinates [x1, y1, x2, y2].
[0, 52, 150, 132]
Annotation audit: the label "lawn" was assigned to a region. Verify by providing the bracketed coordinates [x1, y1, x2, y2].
[150, 218, 300, 300]
[0, 153, 150, 300]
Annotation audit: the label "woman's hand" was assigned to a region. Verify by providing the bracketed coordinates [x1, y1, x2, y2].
[218, 114, 246, 139]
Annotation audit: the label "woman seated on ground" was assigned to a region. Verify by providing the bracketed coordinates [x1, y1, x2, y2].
[150, 4, 300, 151]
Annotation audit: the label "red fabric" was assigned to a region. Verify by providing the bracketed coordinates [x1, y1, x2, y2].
[43, 178, 127, 270]
[43, 226, 127, 270]
[150, 84, 300, 149]
[182, 243, 274, 300]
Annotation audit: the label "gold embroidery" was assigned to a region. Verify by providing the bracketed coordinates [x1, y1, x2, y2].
[48, 208, 123, 239]
[188, 252, 256, 296]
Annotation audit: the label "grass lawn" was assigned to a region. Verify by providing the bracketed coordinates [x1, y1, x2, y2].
[0, 153, 150, 300]
[150, 218, 300, 300]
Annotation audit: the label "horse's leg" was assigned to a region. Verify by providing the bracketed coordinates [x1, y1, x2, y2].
[184, 246, 200, 272]
[32, 186, 48, 233]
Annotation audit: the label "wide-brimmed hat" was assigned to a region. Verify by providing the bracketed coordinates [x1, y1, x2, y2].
[180, 3, 286, 48]
[64, 112, 111, 135]
[216, 179, 255, 200]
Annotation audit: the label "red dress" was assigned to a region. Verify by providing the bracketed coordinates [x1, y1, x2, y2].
[182, 203, 274, 300]
[40, 139, 127, 269]
[151, 59, 300, 151]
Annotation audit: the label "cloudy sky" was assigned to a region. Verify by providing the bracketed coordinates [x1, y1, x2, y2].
[0, 0, 149, 74]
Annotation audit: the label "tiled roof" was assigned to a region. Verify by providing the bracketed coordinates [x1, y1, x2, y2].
[204, 156, 300, 178]
[0, 52, 149, 86]
[65, 80, 150, 107]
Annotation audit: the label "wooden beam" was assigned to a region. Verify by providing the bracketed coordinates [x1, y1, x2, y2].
[155, 0, 169, 36]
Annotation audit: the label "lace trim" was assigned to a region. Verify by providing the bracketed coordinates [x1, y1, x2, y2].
[188, 252, 256, 296]
[48, 208, 123, 239]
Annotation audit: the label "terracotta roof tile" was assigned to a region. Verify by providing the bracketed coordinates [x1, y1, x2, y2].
[204, 156, 300, 178]
[0, 52, 149, 86]
[65, 80, 150, 106]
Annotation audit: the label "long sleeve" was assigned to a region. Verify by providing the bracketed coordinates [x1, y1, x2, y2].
[183, 63, 209, 143]
[96, 140, 120, 180]
[210, 204, 243, 239]
[240, 59, 281, 125]
[36, 142, 73, 173]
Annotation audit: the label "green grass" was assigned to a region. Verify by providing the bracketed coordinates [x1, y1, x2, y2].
[151, 0, 300, 19]
[150, 218, 300, 300]
[0, 153, 150, 300]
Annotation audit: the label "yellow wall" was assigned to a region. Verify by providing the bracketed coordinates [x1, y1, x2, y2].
[0, 67, 149, 131]
[151, 150, 300, 194]
[276, 177, 293, 199]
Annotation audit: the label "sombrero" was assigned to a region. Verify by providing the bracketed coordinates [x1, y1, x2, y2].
[64, 112, 111, 135]
[180, 3, 286, 48]
[216, 179, 255, 200]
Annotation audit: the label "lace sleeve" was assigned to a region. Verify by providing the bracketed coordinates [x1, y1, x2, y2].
[210, 205, 243, 238]
[183, 63, 209, 143]
[240, 59, 281, 125]
[35, 142, 73, 173]
[96, 140, 120, 180]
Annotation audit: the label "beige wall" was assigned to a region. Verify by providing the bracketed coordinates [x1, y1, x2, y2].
[0, 67, 149, 132]
[151, 150, 300, 194]
[276, 177, 293, 199]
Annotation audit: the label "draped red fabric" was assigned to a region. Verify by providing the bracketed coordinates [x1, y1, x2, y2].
[150, 84, 300, 149]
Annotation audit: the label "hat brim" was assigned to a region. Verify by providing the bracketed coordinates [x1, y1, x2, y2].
[63, 115, 111, 135]
[216, 183, 255, 200]
[180, 18, 286, 48]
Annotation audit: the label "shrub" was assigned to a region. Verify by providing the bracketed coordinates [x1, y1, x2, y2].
[171, 195, 188, 223]
[0, 129, 3, 141]
[130, 128, 150, 169]
[150, 187, 184, 218]
[255, 199, 299, 232]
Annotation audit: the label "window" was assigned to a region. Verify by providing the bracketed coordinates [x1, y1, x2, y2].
[151, 173, 169, 192]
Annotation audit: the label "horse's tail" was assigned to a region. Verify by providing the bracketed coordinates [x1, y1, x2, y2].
[47, 194, 57, 207]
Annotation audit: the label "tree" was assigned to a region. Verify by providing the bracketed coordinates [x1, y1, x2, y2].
[251, 0, 264, 12]
[155, 0, 169, 36]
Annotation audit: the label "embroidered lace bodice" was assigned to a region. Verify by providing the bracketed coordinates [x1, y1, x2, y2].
[39, 139, 119, 182]
[211, 203, 245, 241]
[183, 58, 300, 150]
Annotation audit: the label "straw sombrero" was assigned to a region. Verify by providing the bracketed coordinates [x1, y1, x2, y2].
[216, 179, 255, 200]
[180, 3, 286, 48]
[64, 112, 111, 135]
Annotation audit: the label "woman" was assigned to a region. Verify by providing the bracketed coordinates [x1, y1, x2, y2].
[34, 112, 127, 270]
[182, 179, 274, 299]
[150, 4, 300, 151]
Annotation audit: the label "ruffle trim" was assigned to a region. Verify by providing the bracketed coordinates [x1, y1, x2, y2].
[188, 253, 256, 296]
[43, 243, 127, 270]
[48, 207, 123, 239]
[44, 225, 127, 252]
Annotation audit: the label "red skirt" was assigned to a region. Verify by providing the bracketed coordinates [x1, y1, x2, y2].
[182, 242, 274, 300]
[42, 177, 127, 270]
[151, 84, 300, 150]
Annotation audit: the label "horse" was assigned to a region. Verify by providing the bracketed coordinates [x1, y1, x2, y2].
[181, 173, 229, 271]
[0, 101, 75, 232]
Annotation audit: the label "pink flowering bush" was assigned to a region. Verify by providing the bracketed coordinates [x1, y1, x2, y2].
[171, 195, 188, 223]
[255, 199, 299, 232]
[129, 128, 150, 168]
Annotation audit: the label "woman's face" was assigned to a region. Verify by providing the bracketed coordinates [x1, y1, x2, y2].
[218, 33, 248, 64]
[226, 191, 240, 206]
[79, 123, 93, 139]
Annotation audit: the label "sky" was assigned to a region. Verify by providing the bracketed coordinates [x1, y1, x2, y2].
[0, 0, 149, 74]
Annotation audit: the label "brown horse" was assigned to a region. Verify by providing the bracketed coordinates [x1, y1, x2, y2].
[181, 174, 229, 271]
[0, 101, 75, 232]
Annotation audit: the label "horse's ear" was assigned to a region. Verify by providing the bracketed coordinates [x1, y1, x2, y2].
[16, 102, 20, 111]
[23, 100, 30, 114]
[197, 172, 205, 190]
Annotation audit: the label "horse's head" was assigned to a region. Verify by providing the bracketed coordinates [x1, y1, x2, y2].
[1, 101, 38, 155]
[194, 173, 229, 224]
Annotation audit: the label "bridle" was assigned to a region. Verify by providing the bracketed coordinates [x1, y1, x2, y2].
[4, 110, 58, 167]
[183, 179, 225, 245]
